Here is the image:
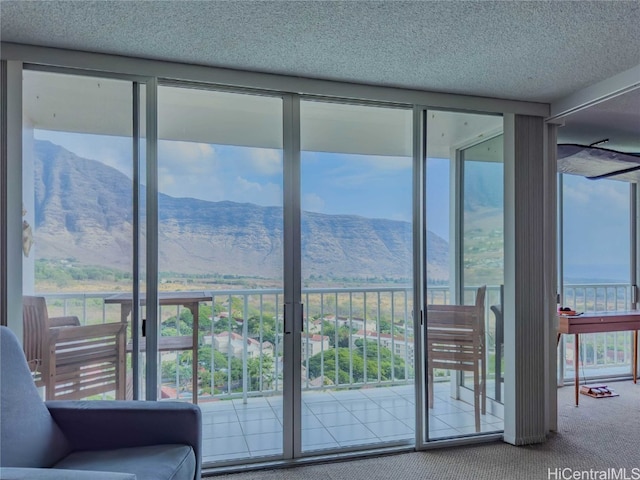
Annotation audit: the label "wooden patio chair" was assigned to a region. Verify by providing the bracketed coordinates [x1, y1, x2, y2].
[426, 285, 486, 432]
[22, 296, 127, 400]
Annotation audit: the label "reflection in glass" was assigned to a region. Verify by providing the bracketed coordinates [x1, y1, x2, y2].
[426, 111, 504, 440]
[22, 70, 135, 401]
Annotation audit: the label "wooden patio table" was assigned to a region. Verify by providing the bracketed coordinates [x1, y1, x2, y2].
[558, 310, 639, 406]
[105, 291, 210, 404]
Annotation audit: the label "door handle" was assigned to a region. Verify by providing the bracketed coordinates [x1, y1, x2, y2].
[284, 303, 292, 335]
[284, 303, 304, 334]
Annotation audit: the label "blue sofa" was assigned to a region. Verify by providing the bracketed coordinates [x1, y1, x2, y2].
[0, 326, 202, 480]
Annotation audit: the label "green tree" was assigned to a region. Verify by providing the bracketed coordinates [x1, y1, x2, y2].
[247, 314, 277, 344]
[198, 304, 213, 331]
[308, 341, 408, 384]
[247, 355, 274, 391]
[160, 353, 193, 391]
[318, 321, 353, 348]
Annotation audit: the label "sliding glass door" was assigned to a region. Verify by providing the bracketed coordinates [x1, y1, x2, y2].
[424, 110, 504, 440]
[157, 85, 285, 464]
[22, 69, 144, 401]
[459, 134, 504, 428]
[299, 100, 415, 453]
[18, 69, 511, 466]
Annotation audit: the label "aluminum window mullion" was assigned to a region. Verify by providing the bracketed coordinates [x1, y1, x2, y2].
[454, 148, 464, 304]
[0, 60, 7, 327]
[131, 81, 141, 400]
[558, 174, 565, 385]
[4, 60, 23, 335]
[413, 106, 426, 447]
[630, 183, 638, 380]
[145, 77, 159, 401]
[282, 94, 301, 459]
[630, 184, 637, 310]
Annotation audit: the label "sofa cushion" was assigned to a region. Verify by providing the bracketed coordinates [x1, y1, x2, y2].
[0, 467, 136, 480]
[0, 327, 71, 467]
[53, 444, 196, 480]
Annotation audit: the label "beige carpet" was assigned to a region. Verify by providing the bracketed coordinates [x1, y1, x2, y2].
[207, 380, 639, 479]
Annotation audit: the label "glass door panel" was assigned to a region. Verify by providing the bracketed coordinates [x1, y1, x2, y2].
[157, 86, 284, 465]
[561, 175, 631, 380]
[425, 111, 503, 440]
[22, 69, 137, 401]
[300, 100, 414, 453]
[460, 134, 504, 427]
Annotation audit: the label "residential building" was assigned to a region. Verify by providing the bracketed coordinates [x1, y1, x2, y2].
[210, 332, 274, 360]
[301, 332, 331, 359]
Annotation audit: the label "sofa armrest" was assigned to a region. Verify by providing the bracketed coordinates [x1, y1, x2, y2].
[46, 401, 201, 479]
[0, 467, 135, 480]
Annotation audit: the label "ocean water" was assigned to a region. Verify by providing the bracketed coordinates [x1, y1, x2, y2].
[563, 264, 628, 284]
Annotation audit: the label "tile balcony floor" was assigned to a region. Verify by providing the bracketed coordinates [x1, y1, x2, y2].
[199, 382, 504, 465]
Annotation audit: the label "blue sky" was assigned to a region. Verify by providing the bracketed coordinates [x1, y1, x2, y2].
[562, 174, 630, 282]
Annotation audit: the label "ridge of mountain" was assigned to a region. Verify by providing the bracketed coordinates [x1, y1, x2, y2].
[31, 140, 449, 281]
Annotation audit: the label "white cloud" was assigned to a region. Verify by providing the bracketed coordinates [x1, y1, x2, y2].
[157, 165, 227, 202]
[390, 212, 411, 222]
[154, 142, 287, 206]
[564, 178, 629, 214]
[158, 140, 216, 173]
[302, 193, 325, 213]
[232, 176, 282, 206]
[247, 148, 282, 175]
[593, 182, 628, 210]
[563, 185, 590, 205]
[320, 155, 412, 188]
[158, 170, 176, 191]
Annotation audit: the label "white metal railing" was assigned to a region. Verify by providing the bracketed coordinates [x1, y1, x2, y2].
[39, 282, 636, 400]
[562, 283, 631, 312]
[559, 283, 634, 380]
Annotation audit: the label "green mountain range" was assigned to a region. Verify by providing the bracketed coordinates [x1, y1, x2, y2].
[31, 140, 450, 283]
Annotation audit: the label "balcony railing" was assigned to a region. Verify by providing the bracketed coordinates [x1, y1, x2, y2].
[40, 283, 636, 401]
[559, 283, 635, 379]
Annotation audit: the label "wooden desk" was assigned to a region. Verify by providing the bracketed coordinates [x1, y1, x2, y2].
[105, 292, 210, 404]
[558, 311, 639, 405]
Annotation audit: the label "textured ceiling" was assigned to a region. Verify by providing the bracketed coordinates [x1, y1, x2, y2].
[1, 0, 639, 152]
[1, 0, 639, 104]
